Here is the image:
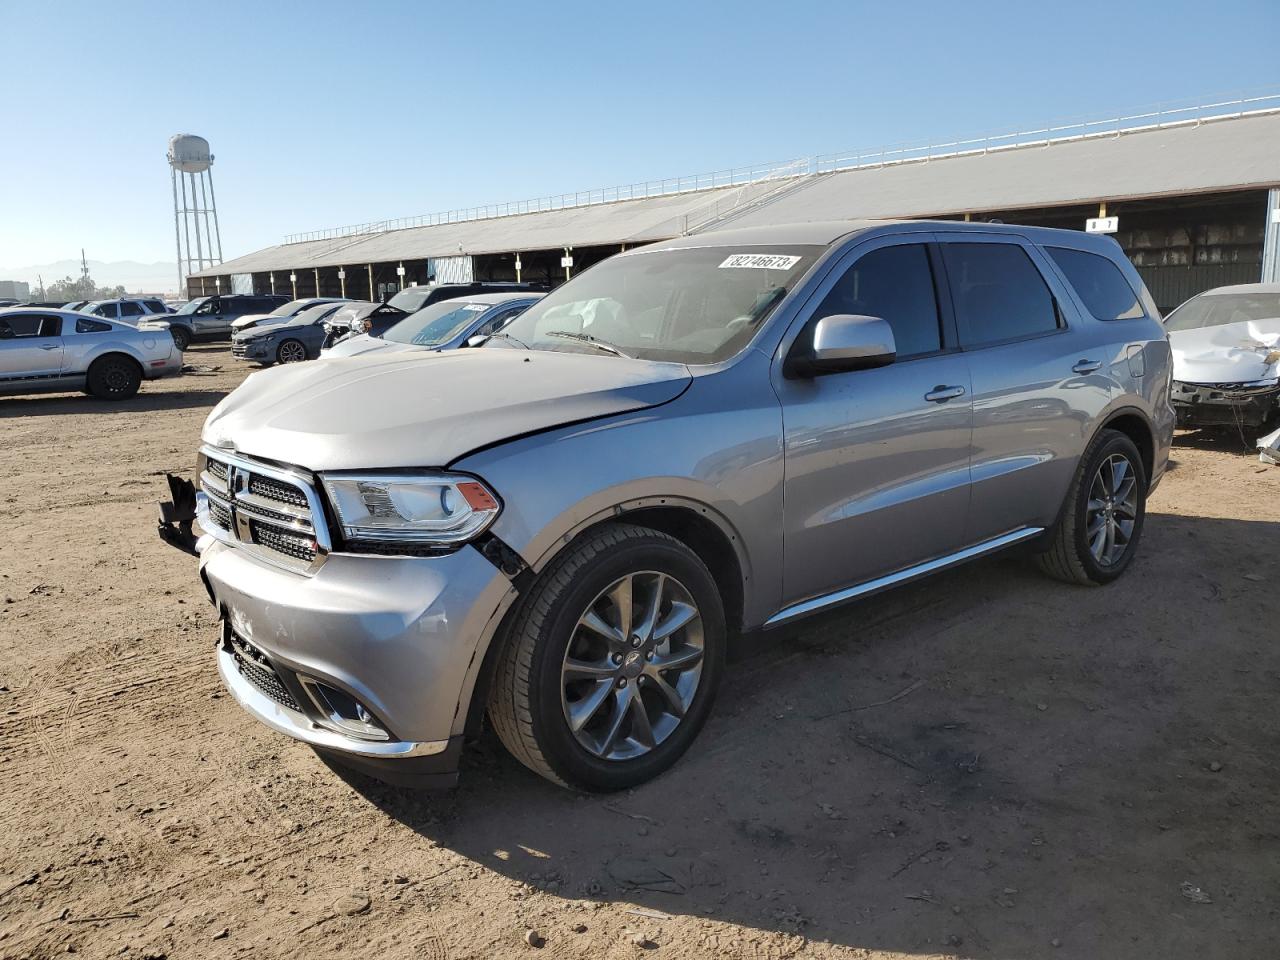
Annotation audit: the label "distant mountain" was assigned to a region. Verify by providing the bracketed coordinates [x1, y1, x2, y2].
[0, 259, 180, 296]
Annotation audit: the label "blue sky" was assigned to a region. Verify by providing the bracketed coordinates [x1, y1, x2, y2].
[2, 0, 1277, 273]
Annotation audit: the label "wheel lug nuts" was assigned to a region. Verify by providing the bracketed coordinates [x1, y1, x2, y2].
[645, 651, 654, 661]
[611, 653, 622, 665]
[631, 637, 642, 648]
[617, 678, 627, 688]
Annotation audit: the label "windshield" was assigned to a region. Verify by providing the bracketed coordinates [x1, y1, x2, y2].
[386, 286, 437, 313]
[494, 246, 821, 364]
[1165, 291, 1280, 333]
[286, 304, 341, 327]
[385, 301, 490, 346]
[174, 298, 208, 315]
[269, 299, 312, 318]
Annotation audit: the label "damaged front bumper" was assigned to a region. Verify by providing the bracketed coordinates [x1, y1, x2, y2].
[1171, 379, 1280, 428]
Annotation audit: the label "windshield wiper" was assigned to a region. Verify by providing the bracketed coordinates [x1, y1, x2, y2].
[485, 332, 530, 349]
[545, 330, 632, 358]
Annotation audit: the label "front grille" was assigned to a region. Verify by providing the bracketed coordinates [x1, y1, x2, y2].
[228, 634, 300, 711]
[199, 449, 327, 573]
[231, 341, 249, 358]
[249, 475, 309, 508]
[249, 520, 316, 562]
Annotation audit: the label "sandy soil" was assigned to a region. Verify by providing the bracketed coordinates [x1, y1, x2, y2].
[1, 344, 1278, 960]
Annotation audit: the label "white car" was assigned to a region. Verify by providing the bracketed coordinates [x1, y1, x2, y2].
[0, 307, 182, 399]
[230, 297, 348, 333]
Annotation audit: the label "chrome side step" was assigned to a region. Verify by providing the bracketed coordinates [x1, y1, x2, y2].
[764, 527, 1044, 628]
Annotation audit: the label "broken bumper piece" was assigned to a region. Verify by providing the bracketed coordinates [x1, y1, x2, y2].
[1171, 380, 1280, 428]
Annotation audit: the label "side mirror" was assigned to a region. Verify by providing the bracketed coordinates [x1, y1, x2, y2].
[787, 314, 896, 378]
[466, 335, 490, 348]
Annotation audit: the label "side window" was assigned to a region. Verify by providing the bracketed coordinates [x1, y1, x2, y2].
[813, 244, 942, 358]
[941, 243, 1060, 347]
[0, 314, 59, 338]
[1045, 247, 1144, 322]
[120, 301, 144, 317]
[76, 317, 112, 333]
[92, 303, 117, 319]
[478, 307, 523, 336]
[143, 299, 168, 313]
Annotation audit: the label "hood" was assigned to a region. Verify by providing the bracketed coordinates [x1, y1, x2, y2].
[236, 321, 301, 342]
[231, 312, 287, 331]
[1169, 317, 1280, 384]
[202, 348, 692, 471]
[322, 334, 415, 358]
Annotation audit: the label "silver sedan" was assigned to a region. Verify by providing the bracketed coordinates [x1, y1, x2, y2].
[0, 307, 183, 400]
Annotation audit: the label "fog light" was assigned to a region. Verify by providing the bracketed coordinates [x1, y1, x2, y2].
[299, 676, 391, 741]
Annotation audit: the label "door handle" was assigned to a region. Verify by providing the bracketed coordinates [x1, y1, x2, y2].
[1072, 359, 1102, 374]
[39, 343, 59, 350]
[924, 385, 966, 403]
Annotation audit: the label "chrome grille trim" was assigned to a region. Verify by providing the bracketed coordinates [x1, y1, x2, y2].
[197, 445, 331, 575]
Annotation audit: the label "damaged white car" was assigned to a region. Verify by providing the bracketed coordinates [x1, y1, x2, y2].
[1166, 283, 1280, 430]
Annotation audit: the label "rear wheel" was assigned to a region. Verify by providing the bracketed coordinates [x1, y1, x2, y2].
[276, 338, 307, 364]
[86, 355, 141, 400]
[1036, 428, 1146, 585]
[169, 325, 191, 351]
[489, 523, 726, 791]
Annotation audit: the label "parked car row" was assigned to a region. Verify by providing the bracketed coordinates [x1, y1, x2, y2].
[158, 219, 1175, 795]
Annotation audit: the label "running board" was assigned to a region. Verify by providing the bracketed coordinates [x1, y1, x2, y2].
[764, 527, 1044, 628]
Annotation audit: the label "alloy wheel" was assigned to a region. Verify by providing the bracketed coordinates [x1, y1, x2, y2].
[1086, 453, 1138, 566]
[278, 340, 307, 363]
[560, 570, 704, 761]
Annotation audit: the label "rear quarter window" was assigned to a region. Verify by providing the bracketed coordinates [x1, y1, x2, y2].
[76, 318, 113, 333]
[1046, 247, 1144, 321]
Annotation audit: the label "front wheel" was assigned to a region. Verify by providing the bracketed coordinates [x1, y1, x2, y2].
[276, 338, 307, 364]
[489, 523, 726, 791]
[169, 325, 191, 351]
[1036, 428, 1147, 585]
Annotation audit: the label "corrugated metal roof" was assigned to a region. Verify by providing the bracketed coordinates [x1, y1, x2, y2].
[194, 111, 1280, 278]
[194, 182, 773, 277]
[722, 111, 1280, 230]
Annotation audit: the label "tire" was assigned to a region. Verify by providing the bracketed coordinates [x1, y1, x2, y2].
[169, 325, 191, 351]
[277, 338, 308, 364]
[489, 523, 726, 792]
[86, 355, 142, 400]
[1036, 428, 1147, 585]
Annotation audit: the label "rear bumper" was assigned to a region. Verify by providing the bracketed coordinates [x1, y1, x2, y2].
[198, 536, 517, 784]
[144, 354, 184, 380]
[1172, 380, 1280, 428]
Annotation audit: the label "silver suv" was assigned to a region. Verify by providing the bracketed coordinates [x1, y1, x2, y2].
[181, 220, 1173, 792]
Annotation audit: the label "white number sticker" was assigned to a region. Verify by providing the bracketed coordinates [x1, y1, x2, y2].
[718, 253, 802, 270]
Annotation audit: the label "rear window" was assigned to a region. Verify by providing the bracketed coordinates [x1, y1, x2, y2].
[76, 317, 112, 333]
[143, 300, 168, 313]
[1046, 247, 1143, 322]
[942, 243, 1061, 346]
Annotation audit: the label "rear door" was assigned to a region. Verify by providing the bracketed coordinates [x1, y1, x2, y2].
[0, 313, 64, 379]
[936, 232, 1115, 543]
[772, 233, 974, 607]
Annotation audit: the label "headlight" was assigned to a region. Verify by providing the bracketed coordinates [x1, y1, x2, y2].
[321, 473, 500, 546]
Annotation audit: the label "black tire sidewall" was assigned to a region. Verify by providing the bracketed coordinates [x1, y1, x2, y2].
[170, 326, 190, 351]
[1071, 432, 1147, 583]
[88, 357, 140, 400]
[527, 538, 726, 791]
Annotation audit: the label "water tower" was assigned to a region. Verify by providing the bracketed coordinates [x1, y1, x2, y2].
[167, 134, 223, 295]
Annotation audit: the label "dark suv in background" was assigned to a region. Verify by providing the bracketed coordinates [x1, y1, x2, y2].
[165, 294, 289, 349]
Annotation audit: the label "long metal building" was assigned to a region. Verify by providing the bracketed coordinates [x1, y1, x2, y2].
[190, 94, 1280, 312]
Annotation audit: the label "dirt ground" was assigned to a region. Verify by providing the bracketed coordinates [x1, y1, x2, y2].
[1, 344, 1278, 960]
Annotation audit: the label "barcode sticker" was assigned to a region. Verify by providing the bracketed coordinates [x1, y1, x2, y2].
[719, 253, 802, 270]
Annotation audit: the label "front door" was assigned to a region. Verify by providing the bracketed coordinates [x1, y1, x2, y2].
[0, 313, 64, 380]
[772, 235, 974, 609]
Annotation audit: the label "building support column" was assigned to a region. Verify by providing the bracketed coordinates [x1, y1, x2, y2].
[290, 272, 297, 299]
[269, 271, 275, 294]
[338, 268, 346, 298]
[314, 267, 320, 298]
[1262, 188, 1280, 283]
[368, 264, 375, 300]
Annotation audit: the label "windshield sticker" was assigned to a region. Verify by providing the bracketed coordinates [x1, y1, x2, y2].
[461, 303, 487, 311]
[719, 253, 802, 270]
